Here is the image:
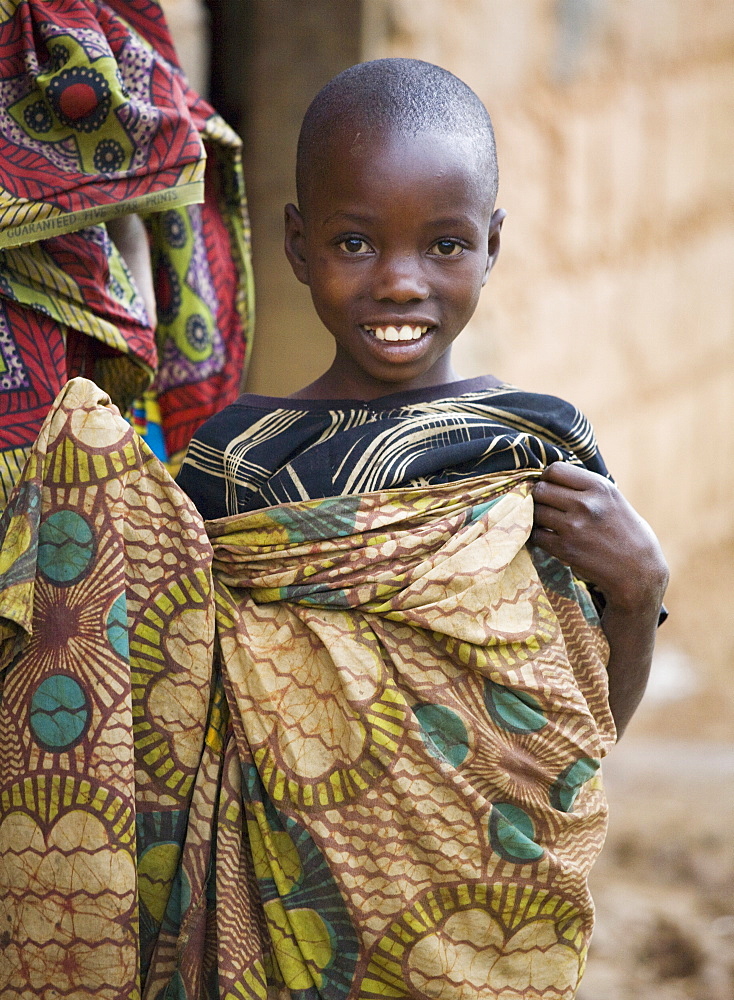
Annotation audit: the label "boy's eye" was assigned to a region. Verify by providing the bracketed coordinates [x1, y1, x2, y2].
[339, 237, 371, 254]
[429, 240, 463, 257]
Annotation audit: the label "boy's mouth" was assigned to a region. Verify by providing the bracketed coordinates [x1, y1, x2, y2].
[362, 324, 429, 341]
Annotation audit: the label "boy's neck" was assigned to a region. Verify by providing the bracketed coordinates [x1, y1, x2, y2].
[289, 355, 464, 401]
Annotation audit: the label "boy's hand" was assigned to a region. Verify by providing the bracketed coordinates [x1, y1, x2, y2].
[530, 461, 670, 738]
[530, 462, 668, 613]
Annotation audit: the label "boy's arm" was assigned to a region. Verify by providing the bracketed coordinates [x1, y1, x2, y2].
[530, 461, 669, 738]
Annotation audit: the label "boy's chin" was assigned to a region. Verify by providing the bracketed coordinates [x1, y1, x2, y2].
[331, 348, 458, 399]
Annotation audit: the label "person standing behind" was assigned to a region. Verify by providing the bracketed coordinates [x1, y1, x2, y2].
[0, 0, 253, 509]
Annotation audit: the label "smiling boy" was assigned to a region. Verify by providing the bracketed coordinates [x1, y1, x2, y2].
[283, 100, 503, 400]
[177, 58, 668, 996]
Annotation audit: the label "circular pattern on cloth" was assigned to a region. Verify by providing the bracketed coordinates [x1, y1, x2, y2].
[155, 257, 182, 324]
[250, 678, 413, 812]
[483, 678, 547, 734]
[163, 209, 187, 248]
[363, 882, 585, 999]
[29, 673, 90, 751]
[135, 809, 190, 967]
[244, 764, 359, 998]
[67, 404, 133, 452]
[414, 703, 469, 768]
[93, 138, 125, 172]
[488, 801, 545, 863]
[184, 313, 210, 353]
[46, 66, 111, 132]
[37, 509, 95, 585]
[50, 43, 70, 71]
[129, 572, 213, 801]
[0, 776, 137, 998]
[218, 597, 416, 812]
[550, 757, 600, 813]
[24, 100, 52, 133]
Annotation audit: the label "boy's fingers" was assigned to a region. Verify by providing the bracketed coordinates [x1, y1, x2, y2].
[532, 481, 570, 511]
[535, 463, 618, 518]
[532, 502, 570, 534]
[528, 525, 577, 567]
[534, 463, 591, 510]
[540, 461, 602, 489]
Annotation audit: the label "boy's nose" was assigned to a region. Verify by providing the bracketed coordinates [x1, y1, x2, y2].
[371, 255, 429, 302]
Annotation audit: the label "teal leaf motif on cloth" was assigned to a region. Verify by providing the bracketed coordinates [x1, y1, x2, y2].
[276, 585, 351, 608]
[414, 703, 470, 767]
[30, 673, 89, 750]
[466, 496, 502, 522]
[489, 802, 545, 863]
[530, 546, 600, 624]
[550, 758, 600, 812]
[37, 508, 95, 584]
[105, 592, 129, 659]
[484, 678, 547, 734]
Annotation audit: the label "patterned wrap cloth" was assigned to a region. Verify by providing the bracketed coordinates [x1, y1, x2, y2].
[0, 0, 253, 507]
[0, 380, 616, 999]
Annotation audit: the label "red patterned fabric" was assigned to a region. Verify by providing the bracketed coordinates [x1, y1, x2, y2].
[0, 0, 253, 506]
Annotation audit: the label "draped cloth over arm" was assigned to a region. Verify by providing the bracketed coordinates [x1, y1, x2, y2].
[0, 380, 616, 999]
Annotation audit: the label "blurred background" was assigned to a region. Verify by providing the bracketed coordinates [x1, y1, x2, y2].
[163, 2, 733, 996]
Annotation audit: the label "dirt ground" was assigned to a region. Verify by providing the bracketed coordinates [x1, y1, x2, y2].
[578, 538, 734, 999]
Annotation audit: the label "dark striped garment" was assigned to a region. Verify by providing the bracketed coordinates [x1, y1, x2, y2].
[176, 376, 609, 519]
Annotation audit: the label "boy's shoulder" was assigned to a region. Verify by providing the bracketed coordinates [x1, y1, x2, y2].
[486, 384, 593, 426]
[482, 384, 608, 476]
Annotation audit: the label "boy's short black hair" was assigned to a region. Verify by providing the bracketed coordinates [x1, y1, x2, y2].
[297, 58, 498, 208]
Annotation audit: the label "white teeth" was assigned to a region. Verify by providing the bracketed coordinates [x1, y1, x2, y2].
[366, 325, 429, 342]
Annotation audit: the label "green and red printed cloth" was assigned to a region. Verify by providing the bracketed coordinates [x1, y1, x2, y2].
[0, 0, 253, 508]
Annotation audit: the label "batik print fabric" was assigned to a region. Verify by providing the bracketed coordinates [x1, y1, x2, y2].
[211, 474, 615, 999]
[0, 379, 616, 999]
[0, 0, 253, 508]
[0, 379, 220, 999]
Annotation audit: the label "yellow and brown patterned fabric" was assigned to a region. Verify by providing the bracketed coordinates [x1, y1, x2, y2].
[0, 379, 616, 998]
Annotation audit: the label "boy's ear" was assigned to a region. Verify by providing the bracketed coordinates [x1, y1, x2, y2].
[284, 203, 309, 285]
[482, 208, 506, 286]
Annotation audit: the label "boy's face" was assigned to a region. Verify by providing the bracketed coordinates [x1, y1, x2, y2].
[285, 127, 503, 399]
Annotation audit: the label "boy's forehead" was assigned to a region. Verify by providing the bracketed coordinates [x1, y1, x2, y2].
[304, 124, 495, 210]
